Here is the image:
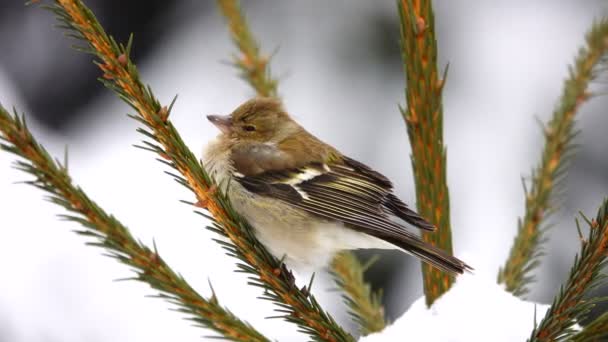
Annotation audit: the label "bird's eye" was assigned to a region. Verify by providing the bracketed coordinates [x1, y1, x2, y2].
[243, 125, 256, 132]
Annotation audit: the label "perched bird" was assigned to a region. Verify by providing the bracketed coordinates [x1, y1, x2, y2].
[204, 97, 471, 274]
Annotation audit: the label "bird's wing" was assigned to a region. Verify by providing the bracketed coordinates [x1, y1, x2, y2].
[235, 155, 435, 236]
[235, 155, 471, 274]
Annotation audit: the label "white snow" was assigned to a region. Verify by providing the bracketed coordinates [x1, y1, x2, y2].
[361, 272, 551, 342]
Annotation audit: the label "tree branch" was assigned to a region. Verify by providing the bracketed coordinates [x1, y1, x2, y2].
[528, 198, 608, 341]
[330, 253, 386, 335]
[216, 0, 278, 97]
[397, 0, 454, 306]
[0, 105, 269, 342]
[498, 18, 608, 297]
[44, 0, 353, 341]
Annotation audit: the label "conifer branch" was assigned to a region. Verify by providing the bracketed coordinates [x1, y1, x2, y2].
[498, 19, 608, 297]
[330, 253, 386, 335]
[216, 0, 278, 97]
[572, 312, 608, 342]
[0, 105, 269, 342]
[397, 0, 454, 306]
[42, 1, 353, 341]
[216, 0, 386, 333]
[528, 199, 608, 342]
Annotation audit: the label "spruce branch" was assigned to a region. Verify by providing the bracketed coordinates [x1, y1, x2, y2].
[572, 312, 608, 342]
[42, 1, 353, 340]
[397, 0, 454, 306]
[0, 105, 269, 342]
[528, 199, 608, 342]
[330, 253, 386, 335]
[498, 19, 608, 297]
[216, 0, 278, 97]
[216, 0, 387, 334]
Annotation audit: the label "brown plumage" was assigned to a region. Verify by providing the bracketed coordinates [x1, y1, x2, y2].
[204, 97, 472, 274]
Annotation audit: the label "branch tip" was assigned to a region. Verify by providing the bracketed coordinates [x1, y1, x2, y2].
[117, 53, 128, 67]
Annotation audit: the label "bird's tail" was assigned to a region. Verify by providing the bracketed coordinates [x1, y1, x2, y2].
[384, 234, 473, 275]
[383, 194, 436, 231]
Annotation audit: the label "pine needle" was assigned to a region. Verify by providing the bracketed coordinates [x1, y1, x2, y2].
[572, 312, 608, 342]
[0, 106, 269, 342]
[499, 18, 608, 297]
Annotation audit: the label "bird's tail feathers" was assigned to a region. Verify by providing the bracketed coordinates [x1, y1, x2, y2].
[384, 194, 436, 231]
[385, 235, 472, 275]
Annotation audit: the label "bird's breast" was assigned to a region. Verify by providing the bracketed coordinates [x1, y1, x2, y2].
[202, 137, 235, 189]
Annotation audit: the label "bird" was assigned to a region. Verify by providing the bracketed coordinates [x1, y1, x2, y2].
[203, 97, 471, 274]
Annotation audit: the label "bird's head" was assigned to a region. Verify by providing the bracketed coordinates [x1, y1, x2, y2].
[207, 97, 299, 143]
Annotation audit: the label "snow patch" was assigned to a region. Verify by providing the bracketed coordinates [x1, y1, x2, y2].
[361, 273, 552, 342]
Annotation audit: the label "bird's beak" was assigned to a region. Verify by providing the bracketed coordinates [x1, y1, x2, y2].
[206, 114, 233, 134]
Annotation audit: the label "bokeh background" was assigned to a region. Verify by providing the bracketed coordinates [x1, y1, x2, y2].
[0, 1, 607, 341]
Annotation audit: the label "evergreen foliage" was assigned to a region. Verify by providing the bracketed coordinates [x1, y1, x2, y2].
[217, 0, 278, 98]
[499, 18, 608, 297]
[330, 253, 386, 335]
[397, 0, 455, 306]
[529, 200, 608, 342]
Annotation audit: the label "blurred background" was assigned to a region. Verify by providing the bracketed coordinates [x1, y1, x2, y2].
[0, 0, 607, 341]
